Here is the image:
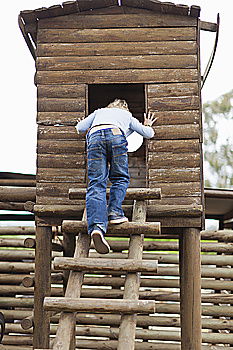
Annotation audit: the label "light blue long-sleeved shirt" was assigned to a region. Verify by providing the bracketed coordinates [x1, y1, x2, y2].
[76, 107, 154, 139]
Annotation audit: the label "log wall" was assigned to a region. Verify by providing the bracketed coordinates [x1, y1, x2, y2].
[1, 223, 233, 348]
[35, 6, 203, 228]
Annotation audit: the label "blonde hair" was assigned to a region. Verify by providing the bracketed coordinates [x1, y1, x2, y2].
[107, 99, 129, 111]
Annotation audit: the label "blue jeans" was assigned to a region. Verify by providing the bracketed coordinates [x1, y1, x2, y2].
[86, 128, 130, 235]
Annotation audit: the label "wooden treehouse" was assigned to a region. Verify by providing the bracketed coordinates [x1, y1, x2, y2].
[17, 0, 219, 349]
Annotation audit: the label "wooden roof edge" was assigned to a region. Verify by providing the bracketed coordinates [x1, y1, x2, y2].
[200, 20, 218, 32]
[19, 0, 201, 25]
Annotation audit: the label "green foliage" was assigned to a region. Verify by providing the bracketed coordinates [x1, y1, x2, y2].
[203, 90, 233, 188]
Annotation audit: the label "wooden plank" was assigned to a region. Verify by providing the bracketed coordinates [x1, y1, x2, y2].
[147, 110, 199, 126]
[118, 200, 147, 349]
[37, 84, 86, 98]
[36, 69, 198, 85]
[179, 228, 201, 350]
[37, 154, 86, 168]
[148, 139, 200, 153]
[38, 13, 197, 29]
[52, 212, 90, 350]
[36, 182, 85, 199]
[37, 140, 85, 154]
[37, 41, 197, 57]
[148, 152, 200, 168]
[37, 27, 196, 43]
[148, 96, 199, 111]
[37, 168, 86, 183]
[37, 54, 197, 71]
[37, 112, 83, 125]
[147, 82, 198, 97]
[148, 182, 201, 198]
[54, 257, 158, 273]
[152, 125, 200, 140]
[44, 297, 156, 314]
[37, 126, 81, 140]
[38, 98, 85, 112]
[149, 168, 200, 183]
[33, 226, 52, 348]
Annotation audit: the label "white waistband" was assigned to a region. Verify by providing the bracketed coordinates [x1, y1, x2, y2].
[89, 124, 119, 135]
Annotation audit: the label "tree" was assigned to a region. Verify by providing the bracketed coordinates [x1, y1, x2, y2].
[203, 89, 233, 188]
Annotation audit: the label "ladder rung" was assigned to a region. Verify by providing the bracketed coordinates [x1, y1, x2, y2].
[44, 297, 156, 314]
[54, 257, 158, 273]
[62, 220, 161, 236]
[69, 187, 161, 200]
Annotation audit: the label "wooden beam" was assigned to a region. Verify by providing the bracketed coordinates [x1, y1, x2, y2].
[179, 228, 201, 350]
[33, 225, 52, 348]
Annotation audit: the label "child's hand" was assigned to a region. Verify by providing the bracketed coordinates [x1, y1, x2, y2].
[144, 111, 157, 126]
[77, 116, 85, 123]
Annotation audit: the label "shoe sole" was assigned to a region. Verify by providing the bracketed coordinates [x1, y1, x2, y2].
[109, 218, 128, 224]
[92, 231, 110, 254]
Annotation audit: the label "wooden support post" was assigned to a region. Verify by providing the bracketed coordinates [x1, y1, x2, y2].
[179, 228, 202, 350]
[118, 200, 147, 350]
[33, 225, 52, 349]
[62, 231, 76, 290]
[52, 212, 90, 350]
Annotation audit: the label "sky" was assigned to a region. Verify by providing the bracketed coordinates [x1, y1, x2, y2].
[0, 0, 232, 175]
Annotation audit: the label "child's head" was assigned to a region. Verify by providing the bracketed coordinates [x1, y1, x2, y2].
[107, 99, 129, 111]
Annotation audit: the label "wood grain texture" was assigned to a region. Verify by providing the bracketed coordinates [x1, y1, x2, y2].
[37, 54, 197, 71]
[38, 13, 197, 29]
[37, 27, 196, 43]
[36, 68, 198, 85]
[37, 41, 197, 57]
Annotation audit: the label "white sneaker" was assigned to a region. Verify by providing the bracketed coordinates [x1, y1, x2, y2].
[91, 230, 110, 254]
[109, 216, 129, 224]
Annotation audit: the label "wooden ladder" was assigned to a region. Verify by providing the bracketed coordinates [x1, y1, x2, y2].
[41, 188, 161, 350]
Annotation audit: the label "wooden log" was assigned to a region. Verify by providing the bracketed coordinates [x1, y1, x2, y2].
[37, 140, 85, 154]
[33, 225, 52, 349]
[0, 261, 35, 272]
[148, 153, 200, 168]
[22, 273, 63, 288]
[37, 84, 86, 98]
[52, 211, 90, 350]
[38, 13, 197, 30]
[54, 257, 158, 273]
[149, 167, 200, 183]
[36, 68, 198, 85]
[44, 297, 156, 314]
[148, 96, 199, 111]
[0, 238, 27, 247]
[62, 220, 161, 236]
[37, 154, 86, 168]
[148, 139, 200, 153]
[0, 274, 28, 285]
[152, 124, 200, 140]
[37, 54, 197, 71]
[38, 98, 85, 112]
[118, 200, 146, 349]
[69, 187, 161, 200]
[0, 186, 35, 202]
[147, 82, 198, 98]
[21, 316, 34, 330]
[37, 27, 196, 43]
[0, 202, 26, 211]
[33, 204, 84, 216]
[37, 168, 86, 182]
[0, 226, 35, 235]
[179, 228, 201, 350]
[24, 237, 63, 252]
[0, 179, 35, 187]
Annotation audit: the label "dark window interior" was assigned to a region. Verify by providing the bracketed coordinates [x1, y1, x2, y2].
[88, 83, 145, 123]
